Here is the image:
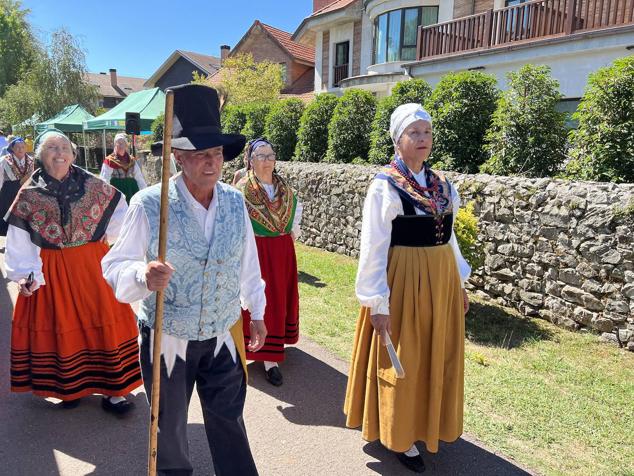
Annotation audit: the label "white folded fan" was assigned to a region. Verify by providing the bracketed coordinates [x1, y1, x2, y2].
[383, 332, 405, 379]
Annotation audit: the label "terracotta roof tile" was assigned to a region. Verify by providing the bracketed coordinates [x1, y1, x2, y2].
[259, 22, 315, 64]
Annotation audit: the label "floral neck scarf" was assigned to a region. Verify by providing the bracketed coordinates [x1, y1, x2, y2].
[105, 152, 135, 172]
[376, 155, 452, 217]
[237, 170, 296, 236]
[6, 153, 34, 184]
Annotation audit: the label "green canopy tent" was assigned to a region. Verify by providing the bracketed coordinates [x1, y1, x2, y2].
[83, 87, 165, 132]
[83, 87, 165, 170]
[35, 104, 94, 133]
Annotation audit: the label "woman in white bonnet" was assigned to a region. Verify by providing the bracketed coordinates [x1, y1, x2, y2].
[100, 132, 147, 202]
[344, 103, 471, 472]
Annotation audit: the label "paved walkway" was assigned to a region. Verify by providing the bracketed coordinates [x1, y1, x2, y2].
[0, 241, 536, 475]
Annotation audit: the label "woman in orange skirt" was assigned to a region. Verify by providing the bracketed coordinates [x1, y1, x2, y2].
[236, 138, 302, 386]
[344, 104, 472, 473]
[4, 129, 142, 414]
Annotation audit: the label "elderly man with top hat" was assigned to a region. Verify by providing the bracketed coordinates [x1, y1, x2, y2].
[102, 83, 267, 476]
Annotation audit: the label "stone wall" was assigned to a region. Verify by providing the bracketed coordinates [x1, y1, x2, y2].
[141, 155, 634, 349]
[221, 160, 634, 350]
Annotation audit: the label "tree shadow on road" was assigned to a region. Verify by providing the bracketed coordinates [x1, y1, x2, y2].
[247, 346, 348, 429]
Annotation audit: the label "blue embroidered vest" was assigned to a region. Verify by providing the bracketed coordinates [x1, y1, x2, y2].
[136, 178, 245, 340]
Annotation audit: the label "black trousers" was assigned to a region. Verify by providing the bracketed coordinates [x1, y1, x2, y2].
[140, 325, 258, 476]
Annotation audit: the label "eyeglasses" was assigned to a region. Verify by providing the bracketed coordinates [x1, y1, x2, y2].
[45, 145, 73, 154]
[252, 153, 276, 162]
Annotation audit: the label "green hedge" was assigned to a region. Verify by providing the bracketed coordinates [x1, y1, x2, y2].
[427, 71, 498, 173]
[264, 98, 305, 161]
[295, 93, 338, 162]
[325, 89, 376, 164]
[565, 55, 634, 183]
[222, 104, 247, 135]
[241, 102, 272, 142]
[481, 64, 568, 177]
[368, 79, 433, 165]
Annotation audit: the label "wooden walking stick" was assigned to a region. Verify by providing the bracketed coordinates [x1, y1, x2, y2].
[148, 89, 174, 476]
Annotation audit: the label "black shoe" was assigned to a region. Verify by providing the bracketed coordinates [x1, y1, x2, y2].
[265, 366, 283, 386]
[60, 399, 81, 409]
[101, 397, 135, 416]
[395, 452, 426, 473]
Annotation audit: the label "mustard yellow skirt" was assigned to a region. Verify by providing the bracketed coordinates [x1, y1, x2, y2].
[344, 244, 465, 453]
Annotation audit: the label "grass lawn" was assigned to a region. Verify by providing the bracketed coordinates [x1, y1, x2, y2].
[295, 243, 634, 476]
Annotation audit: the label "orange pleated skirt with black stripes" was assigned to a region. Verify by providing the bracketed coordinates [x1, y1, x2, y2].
[10, 241, 143, 401]
[242, 234, 299, 362]
[344, 244, 465, 453]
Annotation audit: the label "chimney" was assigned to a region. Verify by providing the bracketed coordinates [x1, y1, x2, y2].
[220, 45, 230, 63]
[109, 68, 117, 88]
[313, 0, 334, 12]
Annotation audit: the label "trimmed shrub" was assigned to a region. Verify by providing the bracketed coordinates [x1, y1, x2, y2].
[481, 64, 568, 177]
[241, 102, 273, 142]
[565, 56, 634, 183]
[264, 98, 305, 162]
[368, 79, 433, 165]
[325, 89, 376, 163]
[295, 93, 338, 162]
[455, 201, 484, 271]
[427, 71, 499, 173]
[151, 112, 164, 143]
[222, 104, 247, 135]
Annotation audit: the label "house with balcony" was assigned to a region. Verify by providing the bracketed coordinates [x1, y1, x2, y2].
[293, 0, 634, 103]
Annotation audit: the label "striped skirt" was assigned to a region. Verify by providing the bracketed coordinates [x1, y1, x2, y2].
[242, 234, 299, 362]
[10, 241, 143, 400]
[344, 244, 465, 453]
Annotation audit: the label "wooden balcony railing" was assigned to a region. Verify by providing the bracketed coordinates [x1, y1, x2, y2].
[333, 63, 350, 87]
[417, 0, 634, 59]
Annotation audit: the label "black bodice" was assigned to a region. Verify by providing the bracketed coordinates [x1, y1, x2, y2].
[390, 196, 453, 248]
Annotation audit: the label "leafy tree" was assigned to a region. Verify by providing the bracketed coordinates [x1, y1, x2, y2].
[0, 0, 37, 96]
[220, 53, 284, 106]
[264, 98, 304, 161]
[295, 93, 338, 162]
[427, 71, 498, 173]
[565, 56, 634, 183]
[325, 89, 376, 164]
[0, 28, 99, 128]
[368, 79, 432, 164]
[481, 64, 568, 177]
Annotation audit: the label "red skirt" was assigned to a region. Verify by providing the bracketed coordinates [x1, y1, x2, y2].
[242, 234, 299, 362]
[10, 241, 143, 400]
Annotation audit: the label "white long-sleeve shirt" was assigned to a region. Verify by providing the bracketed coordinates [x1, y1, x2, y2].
[4, 194, 128, 291]
[100, 161, 147, 190]
[355, 169, 471, 316]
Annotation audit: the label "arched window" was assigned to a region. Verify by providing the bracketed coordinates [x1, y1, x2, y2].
[373, 6, 439, 64]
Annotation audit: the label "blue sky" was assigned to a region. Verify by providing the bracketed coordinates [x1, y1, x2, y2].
[21, 0, 312, 79]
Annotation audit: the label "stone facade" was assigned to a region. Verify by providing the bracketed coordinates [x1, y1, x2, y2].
[142, 155, 634, 350]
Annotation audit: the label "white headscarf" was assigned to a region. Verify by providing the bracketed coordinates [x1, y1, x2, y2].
[390, 103, 432, 146]
[114, 132, 128, 145]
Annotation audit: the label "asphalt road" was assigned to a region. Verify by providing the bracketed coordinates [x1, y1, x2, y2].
[0, 239, 536, 475]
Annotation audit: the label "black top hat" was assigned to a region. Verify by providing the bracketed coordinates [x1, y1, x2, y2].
[152, 84, 245, 161]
